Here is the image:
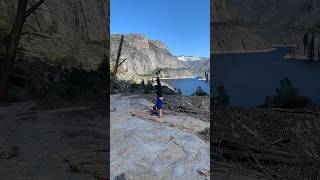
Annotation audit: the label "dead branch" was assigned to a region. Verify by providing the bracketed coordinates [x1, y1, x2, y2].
[21, 32, 52, 39]
[25, 0, 46, 18]
[272, 108, 320, 116]
[265, 138, 290, 149]
[118, 58, 127, 67]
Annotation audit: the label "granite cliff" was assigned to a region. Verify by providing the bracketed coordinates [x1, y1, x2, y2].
[211, 0, 269, 53]
[110, 34, 195, 82]
[0, 0, 108, 70]
[212, 0, 320, 59]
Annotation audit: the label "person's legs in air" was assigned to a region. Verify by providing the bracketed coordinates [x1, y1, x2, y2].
[154, 76, 164, 119]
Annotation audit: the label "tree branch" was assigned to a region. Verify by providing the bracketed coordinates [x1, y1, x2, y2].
[25, 0, 46, 19]
[118, 58, 127, 67]
[21, 31, 52, 39]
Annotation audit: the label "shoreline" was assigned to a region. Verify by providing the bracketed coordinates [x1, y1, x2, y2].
[160, 76, 197, 80]
[272, 45, 297, 48]
[284, 54, 309, 60]
[161, 75, 210, 80]
[198, 78, 210, 82]
[284, 54, 320, 61]
[212, 48, 276, 55]
[212, 46, 317, 61]
[159, 81, 176, 92]
[212, 45, 297, 55]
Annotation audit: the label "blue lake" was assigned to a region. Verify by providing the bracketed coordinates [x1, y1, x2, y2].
[164, 78, 210, 96]
[213, 47, 320, 107]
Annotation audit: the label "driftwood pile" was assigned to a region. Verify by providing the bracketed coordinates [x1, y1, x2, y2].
[165, 95, 209, 121]
[146, 94, 210, 121]
[212, 105, 320, 179]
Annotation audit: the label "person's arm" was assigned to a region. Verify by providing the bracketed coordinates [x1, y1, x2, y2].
[156, 77, 162, 97]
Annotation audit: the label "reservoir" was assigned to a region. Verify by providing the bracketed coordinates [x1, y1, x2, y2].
[164, 77, 210, 96]
[213, 47, 320, 107]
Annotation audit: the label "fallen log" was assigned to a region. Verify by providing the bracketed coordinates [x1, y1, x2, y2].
[271, 108, 320, 116]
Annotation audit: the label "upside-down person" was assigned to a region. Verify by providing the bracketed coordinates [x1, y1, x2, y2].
[153, 77, 164, 119]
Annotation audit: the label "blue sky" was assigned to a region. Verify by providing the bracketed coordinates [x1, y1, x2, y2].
[110, 0, 210, 57]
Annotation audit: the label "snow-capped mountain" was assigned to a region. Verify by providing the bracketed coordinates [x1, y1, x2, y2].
[176, 56, 209, 62]
[176, 55, 210, 76]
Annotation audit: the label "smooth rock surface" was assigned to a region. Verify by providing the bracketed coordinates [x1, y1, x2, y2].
[0, 102, 106, 179]
[110, 94, 210, 180]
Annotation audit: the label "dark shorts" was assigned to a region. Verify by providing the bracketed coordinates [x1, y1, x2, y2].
[155, 97, 164, 109]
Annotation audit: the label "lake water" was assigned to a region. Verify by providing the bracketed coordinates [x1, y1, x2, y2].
[213, 47, 320, 107]
[164, 77, 210, 96]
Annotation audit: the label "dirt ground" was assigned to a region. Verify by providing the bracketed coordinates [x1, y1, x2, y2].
[0, 100, 107, 180]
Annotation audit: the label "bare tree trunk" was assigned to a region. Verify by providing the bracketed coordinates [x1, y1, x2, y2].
[0, 0, 28, 102]
[0, 58, 14, 102]
[0, 0, 45, 102]
[110, 35, 125, 93]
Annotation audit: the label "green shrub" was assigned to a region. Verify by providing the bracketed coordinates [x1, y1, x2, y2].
[140, 79, 145, 87]
[198, 128, 210, 141]
[260, 78, 313, 108]
[130, 83, 140, 89]
[192, 86, 208, 96]
[129, 83, 141, 93]
[58, 67, 104, 101]
[144, 81, 154, 94]
[211, 85, 229, 106]
[174, 88, 182, 95]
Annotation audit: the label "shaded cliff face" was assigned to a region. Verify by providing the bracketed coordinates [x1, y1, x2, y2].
[211, 0, 269, 53]
[212, 0, 231, 23]
[212, 25, 269, 53]
[110, 34, 193, 81]
[0, 0, 107, 40]
[225, 0, 320, 44]
[212, 0, 320, 57]
[0, 0, 107, 70]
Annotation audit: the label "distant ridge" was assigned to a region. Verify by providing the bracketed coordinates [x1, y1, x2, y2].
[176, 55, 209, 62]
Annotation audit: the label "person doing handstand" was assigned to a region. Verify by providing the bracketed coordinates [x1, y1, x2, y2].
[153, 77, 164, 118]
